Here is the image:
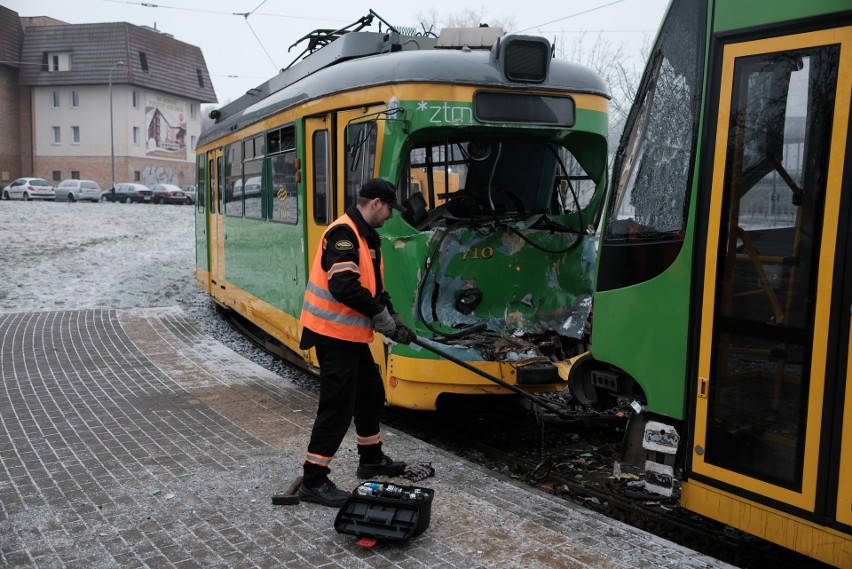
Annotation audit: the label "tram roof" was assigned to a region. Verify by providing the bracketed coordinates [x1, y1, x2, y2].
[199, 31, 609, 146]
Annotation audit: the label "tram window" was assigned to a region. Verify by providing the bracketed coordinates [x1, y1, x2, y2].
[604, 0, 705, 242]
[224, 142, 243, 217]
[344, 121, 377, 210]
[313, 130, 329, 225]
[270, 151, 298, 224]
[400, 137, 595, 226]
[196, 154, 205, 213]
[243, 166, 263, 220]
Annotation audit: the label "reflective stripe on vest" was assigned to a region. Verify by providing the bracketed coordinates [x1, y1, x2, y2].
[300, 214, 382, 342]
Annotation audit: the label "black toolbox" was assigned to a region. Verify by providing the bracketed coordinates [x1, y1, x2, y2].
[334, 481, 434, 542]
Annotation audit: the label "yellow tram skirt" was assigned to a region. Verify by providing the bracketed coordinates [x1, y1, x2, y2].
[385, 353, 566, 410]
[681, 480, 852, 568]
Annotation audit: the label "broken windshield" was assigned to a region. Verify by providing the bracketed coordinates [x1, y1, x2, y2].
[398, 137, 600, 230]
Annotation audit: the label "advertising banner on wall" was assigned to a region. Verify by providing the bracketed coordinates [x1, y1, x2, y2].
[145, 95, 187, 159]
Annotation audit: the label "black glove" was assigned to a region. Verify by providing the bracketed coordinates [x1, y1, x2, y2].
[372, 308, 397, 336]
[390, 324, 416, 344]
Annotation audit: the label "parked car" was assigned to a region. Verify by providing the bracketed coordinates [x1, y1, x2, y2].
[1, 177, 55, 200]
[102, 183, 152, 203]
[180, 185, 197, 205]
[55, 179, 102, 202]
[151, 183, 190, 205]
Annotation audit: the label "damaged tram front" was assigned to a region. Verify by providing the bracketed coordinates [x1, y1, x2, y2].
[375, 45, 609, 409]
[195, 22, 610, 411]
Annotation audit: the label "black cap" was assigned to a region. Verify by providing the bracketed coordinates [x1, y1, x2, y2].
[359, 178, 406, 213]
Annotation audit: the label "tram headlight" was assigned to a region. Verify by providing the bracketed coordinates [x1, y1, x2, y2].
[455, 288, 483, 315]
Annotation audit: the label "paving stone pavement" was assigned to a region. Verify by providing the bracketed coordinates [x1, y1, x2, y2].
[0, 307, 738, 568]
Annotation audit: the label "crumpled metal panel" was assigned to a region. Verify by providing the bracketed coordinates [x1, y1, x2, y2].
[382, 216, 596, 362]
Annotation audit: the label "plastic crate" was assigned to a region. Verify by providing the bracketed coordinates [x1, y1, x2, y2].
[334, 481, 434, 542]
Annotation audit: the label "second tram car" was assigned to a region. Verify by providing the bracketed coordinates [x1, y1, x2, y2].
[195, 18, 610, 411]
[567, 0, 852, 564]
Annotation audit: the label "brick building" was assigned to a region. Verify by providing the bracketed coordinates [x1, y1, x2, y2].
[0, 6, 216, 190]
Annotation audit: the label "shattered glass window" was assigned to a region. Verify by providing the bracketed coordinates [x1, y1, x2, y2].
[604, 0, 704, 242]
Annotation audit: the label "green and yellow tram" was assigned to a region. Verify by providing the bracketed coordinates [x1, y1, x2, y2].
[194, 19, 610, 411]
[567, 0, 852, 564]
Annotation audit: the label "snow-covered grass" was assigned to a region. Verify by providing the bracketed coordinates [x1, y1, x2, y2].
[0, 200, 196, 312]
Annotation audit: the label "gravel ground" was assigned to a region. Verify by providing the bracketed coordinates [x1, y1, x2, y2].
[0, 199, 313, 389]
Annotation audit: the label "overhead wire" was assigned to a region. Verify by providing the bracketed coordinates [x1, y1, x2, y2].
[517, 0, 627, 33]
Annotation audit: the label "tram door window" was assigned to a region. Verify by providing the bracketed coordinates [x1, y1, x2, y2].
[694, 30, 847, 513]
[312, 130, 330, 225]
[224, 142, 243, 217]
[344, 121, 377, 210]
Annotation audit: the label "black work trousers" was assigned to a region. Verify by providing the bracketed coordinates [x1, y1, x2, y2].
[303, 342, 385, 484]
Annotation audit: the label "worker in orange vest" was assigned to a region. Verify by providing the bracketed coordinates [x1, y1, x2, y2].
[298, 178, 416, 507]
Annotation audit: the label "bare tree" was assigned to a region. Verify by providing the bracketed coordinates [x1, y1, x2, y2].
[556, 31, 648, 146]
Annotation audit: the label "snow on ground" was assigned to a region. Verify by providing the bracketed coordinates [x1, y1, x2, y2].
[0, 200, 196, 312]
[0, 198, 315, 388]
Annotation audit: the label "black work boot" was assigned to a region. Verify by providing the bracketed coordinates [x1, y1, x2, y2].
[298, 479, 351, 507]
[357, 454, 407, 478]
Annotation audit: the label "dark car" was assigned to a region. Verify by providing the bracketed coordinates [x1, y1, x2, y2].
[151, 183, 190, 205]
[101, 183, 152, 203]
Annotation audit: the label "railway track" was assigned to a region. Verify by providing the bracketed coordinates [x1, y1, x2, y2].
[223, 309, 829, 569]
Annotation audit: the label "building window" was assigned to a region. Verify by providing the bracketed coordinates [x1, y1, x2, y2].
[133, 126, 140, 145]
[139, 52, 148, 72]
[51, 126, 61, 144]
[134, 171, 141, 182]
[71, 126, 80, 144]
[71, 171, 80, 179]
[190, 103, 196, 119]
[52, 91, 59, 108]
[191, 135, 197, 151]
[196, 69, 205, 88]
[52, 171, 61, 181]
[52, 55, 59, 71]
[43, 52, 71, 72]
[71, 90, 79, 107]
[132, 90, 138, 108]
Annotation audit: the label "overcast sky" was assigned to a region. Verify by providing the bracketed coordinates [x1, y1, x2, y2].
[6, 0, 669, 106]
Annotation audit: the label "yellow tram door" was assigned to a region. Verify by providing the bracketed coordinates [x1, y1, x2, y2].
[686, 26, 852, 565]
[304, 115, 333, 273]
[334, 106, 386, 216]
[303, 106, 387, 271]
[208, 148, 225, 295]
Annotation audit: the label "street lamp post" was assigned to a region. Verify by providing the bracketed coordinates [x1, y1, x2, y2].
[109, 61, 125, 191]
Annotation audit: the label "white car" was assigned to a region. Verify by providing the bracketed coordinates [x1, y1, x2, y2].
[2, 177, 55, 200]
[55, 179, 102, 202]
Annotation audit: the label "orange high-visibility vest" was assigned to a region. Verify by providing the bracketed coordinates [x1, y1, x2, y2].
[300, 214, 384, 342]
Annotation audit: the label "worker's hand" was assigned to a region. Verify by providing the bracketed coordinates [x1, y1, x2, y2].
[390, 324, 416, 345]
[372, 308, 397, 336]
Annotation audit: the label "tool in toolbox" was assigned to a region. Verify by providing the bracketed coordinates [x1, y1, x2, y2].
[271, 475, 303, 505]
[335, 480, 434, 544]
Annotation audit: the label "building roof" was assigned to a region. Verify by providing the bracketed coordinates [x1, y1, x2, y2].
[0, 6, 24, 69]
[18, 21, 217, 103]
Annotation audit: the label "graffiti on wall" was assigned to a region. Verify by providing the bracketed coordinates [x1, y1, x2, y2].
[141, 164, 178, 186]
[146, 95, 187, 159]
